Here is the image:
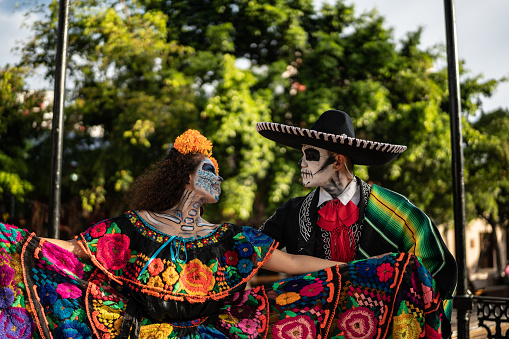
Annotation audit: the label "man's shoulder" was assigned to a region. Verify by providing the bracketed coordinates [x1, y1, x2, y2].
[278, 189, 318, 209]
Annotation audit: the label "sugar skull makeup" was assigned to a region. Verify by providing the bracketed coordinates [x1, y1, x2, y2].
[300, 145, 336, 188]
[193, 158, 223, 202]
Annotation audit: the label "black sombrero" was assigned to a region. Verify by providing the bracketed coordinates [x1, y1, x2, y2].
[256, 110, 407, 166]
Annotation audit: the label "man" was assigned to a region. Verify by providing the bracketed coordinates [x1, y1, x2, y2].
[256, 109, 457, 336]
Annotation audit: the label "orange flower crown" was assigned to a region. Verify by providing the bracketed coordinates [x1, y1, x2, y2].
[173, 129, 219, 174]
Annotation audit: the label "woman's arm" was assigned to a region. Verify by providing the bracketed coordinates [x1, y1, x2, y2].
[42, 238, 88, 259]
[262, 249, 343, 275]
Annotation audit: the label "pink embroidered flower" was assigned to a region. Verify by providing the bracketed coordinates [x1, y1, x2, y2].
[147, 258, 164, 276]
[337, 307, 377, 339]
[272, 315, 316, 339]
[377, 262, 394, 282]
[422, 285, 433, 305]
[41, 242, 84, 279]
[225, 250, 239, 265]
[238, 318, 258, 335]
[56, 282, 82, 299]
[90, 221, 107, 238]
[300, 282, 324, 297]
[97, 233, 131, 271]
[0, 266, 14, 286]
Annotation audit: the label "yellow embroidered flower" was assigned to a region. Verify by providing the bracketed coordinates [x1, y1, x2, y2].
[180, 258, 215, 296]
[392, 313, 421, 339]
[219, 313, 238, 325]
[162, 265, 179, 286]
[147, 276, 165, 289]
[275, 292, 301, 306]
[139, 323, 174, 339]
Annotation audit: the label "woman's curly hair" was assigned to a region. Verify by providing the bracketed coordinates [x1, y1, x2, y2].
[124, 148, 203, 212]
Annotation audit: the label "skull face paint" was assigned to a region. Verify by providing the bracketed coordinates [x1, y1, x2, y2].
[300, 145, 336, 188]
[192, 158, 223, 202]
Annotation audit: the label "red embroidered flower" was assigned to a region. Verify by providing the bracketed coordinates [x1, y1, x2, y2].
[180, 259, 215, 296]
[272, 315, 316, 339]
[90, 221, 107, 238]
[147, 258, 164, 276]
[300, 282, 324, 297]
[377, 263, 394, 282]
[225, 250, 238, 265]
[97, 234, 131, 271]
[338, 307, 377, 339]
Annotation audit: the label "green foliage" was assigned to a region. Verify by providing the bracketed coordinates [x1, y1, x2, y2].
[5, 0, 507, 231]
[0, 66, 51, 220]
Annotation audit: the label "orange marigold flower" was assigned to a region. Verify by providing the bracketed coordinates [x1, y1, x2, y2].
[209, 156, 219, 174]
[174, 129, 213, 157]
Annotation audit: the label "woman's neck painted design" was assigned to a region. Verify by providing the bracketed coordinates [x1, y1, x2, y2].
[141, 157, 222, 239]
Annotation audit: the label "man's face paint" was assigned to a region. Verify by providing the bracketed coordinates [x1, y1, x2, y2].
[192, 158, 223, 202]
[300, 145, 336, 188]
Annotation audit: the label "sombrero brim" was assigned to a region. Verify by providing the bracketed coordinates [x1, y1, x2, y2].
[256, 122, 407, 166]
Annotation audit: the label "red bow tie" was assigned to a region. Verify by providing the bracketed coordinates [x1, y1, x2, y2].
[317, 199, 359, 262]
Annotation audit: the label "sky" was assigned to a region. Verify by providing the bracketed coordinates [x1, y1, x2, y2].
[2, 0, 508, 112]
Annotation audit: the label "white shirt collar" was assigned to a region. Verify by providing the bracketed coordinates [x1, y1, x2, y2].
[317, 177, 360, 206]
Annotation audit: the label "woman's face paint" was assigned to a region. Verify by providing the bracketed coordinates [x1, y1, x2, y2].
[191, 158, 223, 202]
[300, 145, 336, 188]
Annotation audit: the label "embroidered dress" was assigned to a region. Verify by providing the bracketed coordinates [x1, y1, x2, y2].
[0, 212, 444, 339]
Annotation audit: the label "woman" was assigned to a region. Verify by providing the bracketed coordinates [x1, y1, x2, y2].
[0, 130, 443, 338]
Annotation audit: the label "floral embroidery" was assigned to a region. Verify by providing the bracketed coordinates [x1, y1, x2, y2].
[377, 262, 394, 282]
[300, 282, 324, 297]
[41, 242, 84, 279]
[282, 280, 308, 292]
[337, 307, 377, 339]
[358, 262, 377, 279]
[0, 307, 34, 339]
[56, 282, 82, 299]
[276, 292, 301, 306]
[237, 259, 253, 275]
[90, 221, 108, 238]
[237, 243, 253, 258]
[272, 315, 316, 339]
[225, 250, 239, 265]
[148, 258, 164, 276]
[147, 276, 165, 289]
[180, 258, 215, 296]
[162, 265, 179, 286]
[0, 287, 14, 309]
[38, 284, 58, 306]
[392, 313, 421, 339]
[52, 299, 75, 319]
[139, 323, 174, 339]
[54, 319, 92, 339]
[96, 233, 131, 271]
[0, 266, 14, 286]
[238, 318, 258, 335]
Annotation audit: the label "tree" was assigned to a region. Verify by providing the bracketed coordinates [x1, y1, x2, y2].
[0, 66, 51, 224]
[12, 0, 507, 233]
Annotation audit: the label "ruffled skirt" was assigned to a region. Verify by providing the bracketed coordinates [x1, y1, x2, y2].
[0, 222, 444, 338]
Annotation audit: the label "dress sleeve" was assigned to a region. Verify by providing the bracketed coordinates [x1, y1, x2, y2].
[76, 217, 135, 283]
